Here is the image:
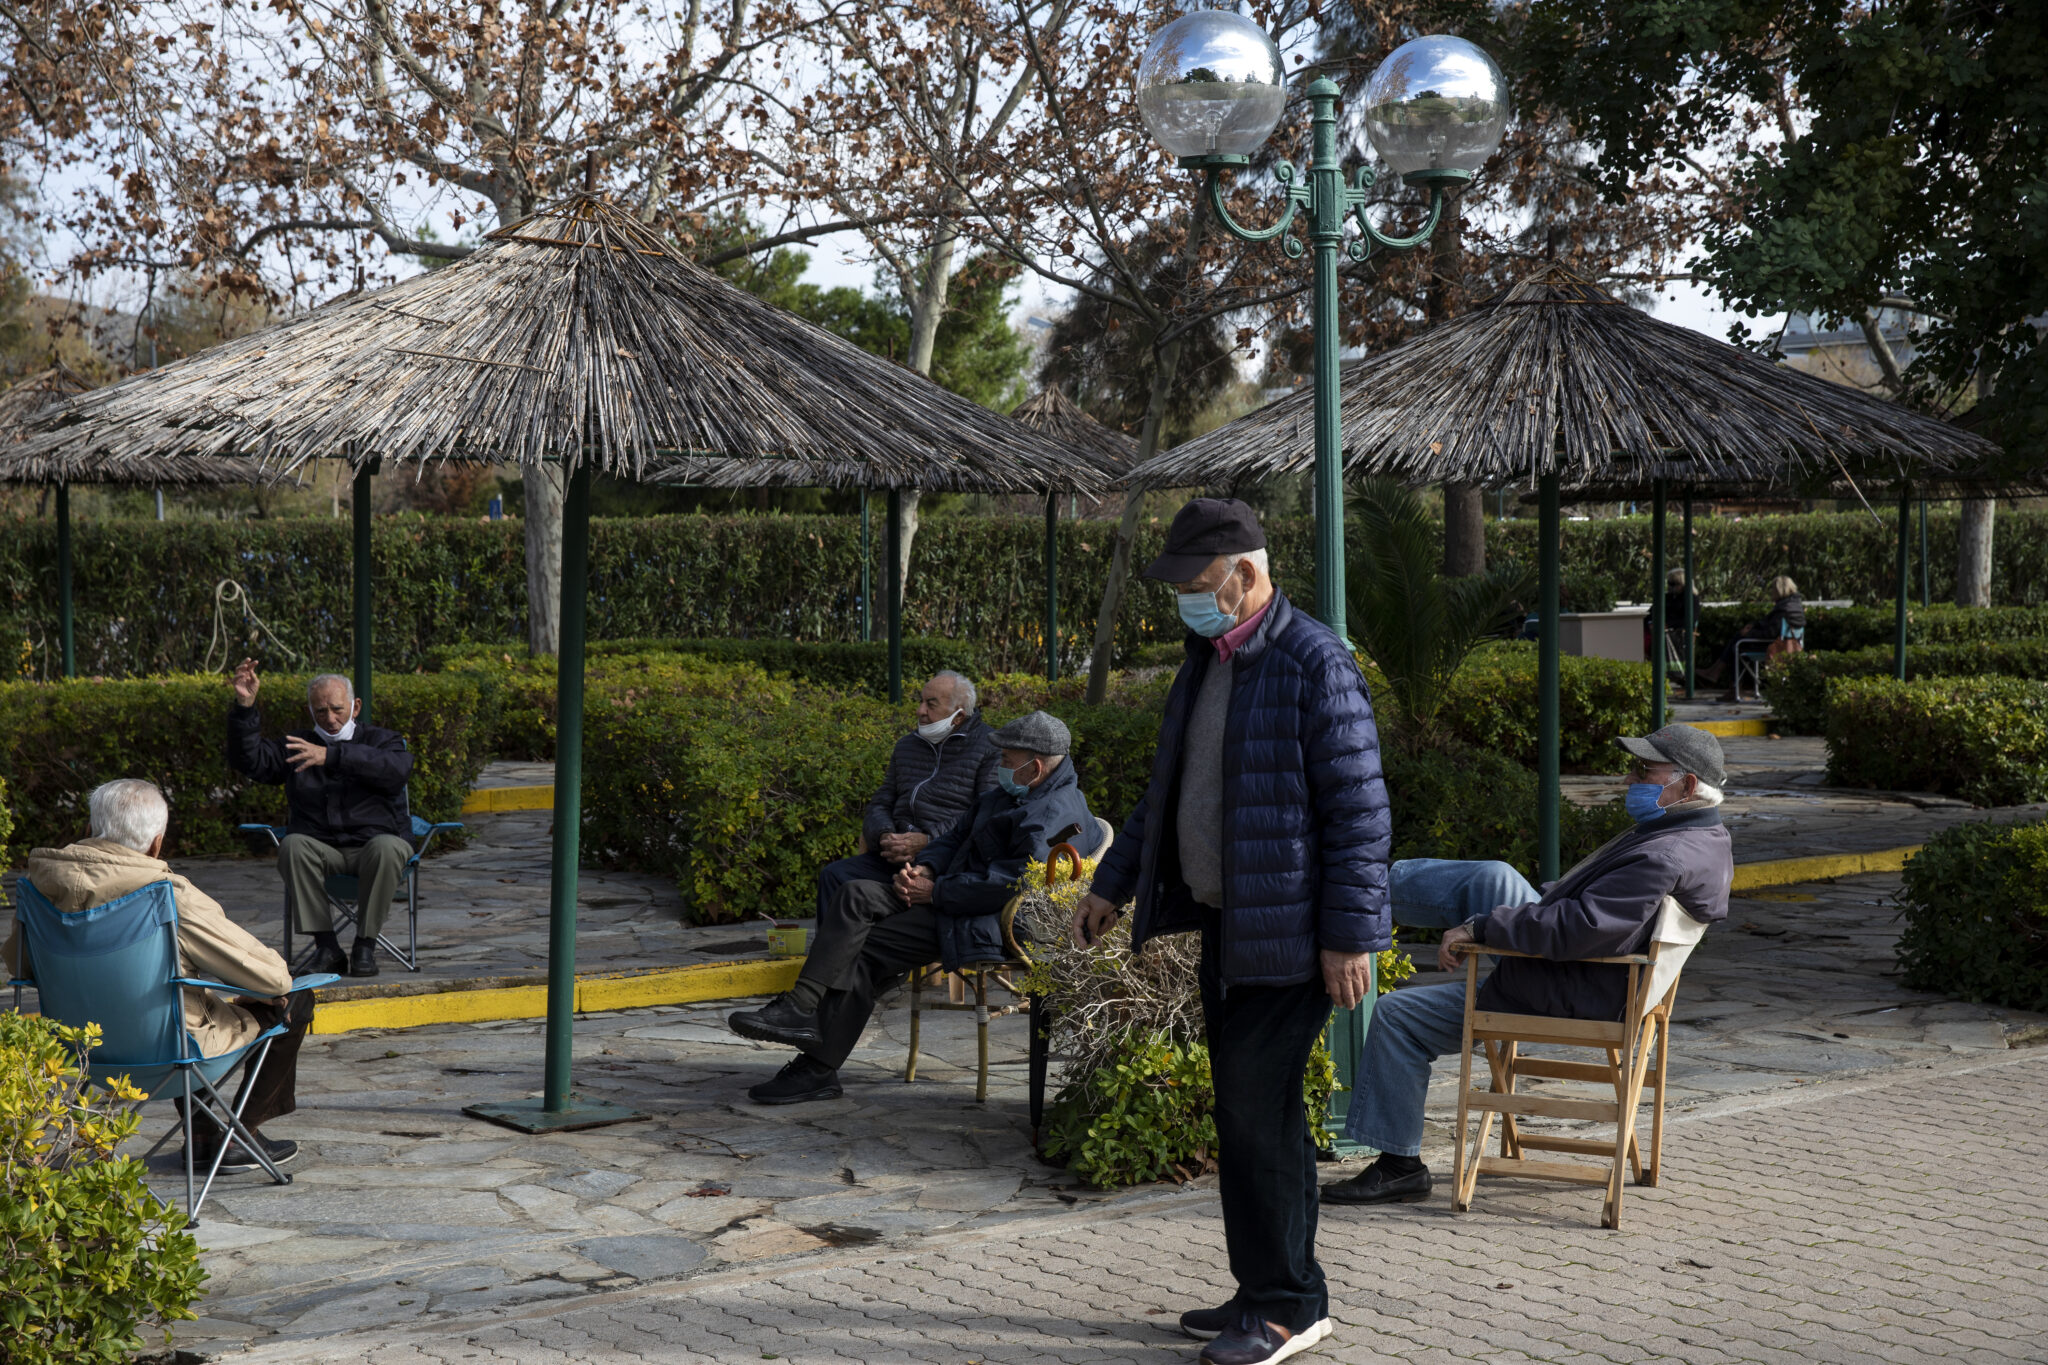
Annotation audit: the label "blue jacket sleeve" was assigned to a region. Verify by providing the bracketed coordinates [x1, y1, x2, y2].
[927, 796, 1071, 919]
[1477, 842, 1680, 960]
[1088, 786, 1150, 908]
[226, 703, 289, 785]
[915, 804, 975, 881]
[1301, 646, 1393, 954]
[327, 731, 413, 794]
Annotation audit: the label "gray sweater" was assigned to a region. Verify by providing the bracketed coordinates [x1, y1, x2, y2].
[1176, 657, 1231, 909]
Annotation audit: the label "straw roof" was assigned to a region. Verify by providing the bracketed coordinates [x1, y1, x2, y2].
[1532, 457, 2044, 504]
[17, 196, 1110, 494]
[0, 363, 268, 486]
[1129, 264, 2001, 492]
[1010, 387, 1140, 471]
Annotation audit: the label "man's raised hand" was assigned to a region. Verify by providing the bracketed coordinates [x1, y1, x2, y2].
[284, 736, 327, 772]
[232, 657, 261, 707]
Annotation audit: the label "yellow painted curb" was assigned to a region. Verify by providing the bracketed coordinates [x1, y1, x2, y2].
[1692, 718, 1769, 737]
[1731, 845, 1918, 892]
[308, 957, 804, 1035]
[461, 785, 555, 814]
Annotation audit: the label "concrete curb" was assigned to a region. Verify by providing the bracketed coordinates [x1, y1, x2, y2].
[309, 957, 803, 1035]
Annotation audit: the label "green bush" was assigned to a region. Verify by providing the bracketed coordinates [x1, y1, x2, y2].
[1897, 820, 2048, 1012]
[1825, 676, 2048, 806]
[0, 672, 496, 856]
[1385, 741, 1635, 878]
[1766, 639, 2048, 734]
[0, 774, 14, 871]
[1428, 643, 1650, 775]
[427, 635, 987, 700]
[1695, 601, 2048, 665]
[0, 1014, 206, 1362]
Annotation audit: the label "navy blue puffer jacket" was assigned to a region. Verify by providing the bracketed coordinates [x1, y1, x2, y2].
[1090, 592, 1392, 986]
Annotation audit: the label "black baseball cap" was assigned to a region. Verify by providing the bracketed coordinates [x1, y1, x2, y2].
[1142, 498, 1267, 583]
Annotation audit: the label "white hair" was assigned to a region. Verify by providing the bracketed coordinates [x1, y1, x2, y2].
[308, 673, 354, 705]
[1227, 548, 1269, 579]
[932, 670, 977, 714]
[89, 779, 169, 854]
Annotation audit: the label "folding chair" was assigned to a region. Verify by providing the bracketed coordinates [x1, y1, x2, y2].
[905, 816, 1113, 1118]
[1447, 895, 1707, 1228]
[240, 752, 463, 971]
[8, 877, 338, 1226]
[1732, 621, 1805, 702]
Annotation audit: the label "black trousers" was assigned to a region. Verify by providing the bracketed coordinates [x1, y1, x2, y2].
[1200, 907, 1333, 1334]
[797, 879, 942, 1070]
[816, 851, 900, 922]
[178, 989, 316, 1138]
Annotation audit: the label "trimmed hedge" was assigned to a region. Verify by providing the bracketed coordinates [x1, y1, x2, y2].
[1766, 640, 2048, 734]
[1825, 676, 2048, 806]
[1693, 601, 2048, 666]
[11, 509, 2048, 681]
[1897, 819, 2048, 1013]
[0, 672, 496, 858]
[1426, 643, 1649, 775]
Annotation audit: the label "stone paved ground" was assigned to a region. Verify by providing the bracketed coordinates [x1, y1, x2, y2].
[213, 1046, 2048, 1364]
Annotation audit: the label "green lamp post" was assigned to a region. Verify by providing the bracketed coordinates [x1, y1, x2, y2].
[1135, 16, 1506, 1146]
[1135, 18, 1507, 639]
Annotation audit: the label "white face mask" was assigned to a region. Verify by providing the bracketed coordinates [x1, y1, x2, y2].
[312, 715, 357, 743]
[916, 709, 962, 742]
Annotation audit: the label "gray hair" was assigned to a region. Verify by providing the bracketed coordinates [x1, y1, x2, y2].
[89, 779, 169, 854]
[1227, 548, 1270, 580]
[932, 670, 977, 715]
[308, 673, 354, 705]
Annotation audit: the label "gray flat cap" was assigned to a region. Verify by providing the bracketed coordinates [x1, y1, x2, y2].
[991, 710, 1071, 756]
[1616, 724, 1726, 788]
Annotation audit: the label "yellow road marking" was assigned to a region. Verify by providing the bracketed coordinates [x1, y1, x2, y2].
[460, 785, 555, 814]
[309, 957, 804, 1035]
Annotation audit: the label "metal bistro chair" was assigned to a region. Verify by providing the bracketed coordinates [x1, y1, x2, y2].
[8, 877, 339, 1225]
[240, 750, 463, 972]
[905, 817, 1113, 1123]
[1732, 619, 1806, 702]
[1447, 895, 1708, 1229]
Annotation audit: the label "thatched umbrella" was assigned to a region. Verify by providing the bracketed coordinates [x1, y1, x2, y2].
[1011, 388, 1140, 679]
[1125, 264, 2003, 878]
[0, 363, 272, 678]
[16, 193, 1112, 1133]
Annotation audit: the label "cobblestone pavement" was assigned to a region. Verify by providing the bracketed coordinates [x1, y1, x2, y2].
[214, 1046, 2048, 1364]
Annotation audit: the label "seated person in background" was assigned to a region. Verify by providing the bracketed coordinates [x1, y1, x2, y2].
[1322, 723, 1732, 1206]
[4, 780, 313, 1174]
[1698, 575, 1804, 692]
[730, 710, 1103, 1105]
[226, 659, 413, 979]
[818, 670, 998, 919]
[1652, 568, 1702, 663]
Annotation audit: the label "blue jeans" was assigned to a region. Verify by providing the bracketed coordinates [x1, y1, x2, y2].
[1342, 859, 1539, 1155]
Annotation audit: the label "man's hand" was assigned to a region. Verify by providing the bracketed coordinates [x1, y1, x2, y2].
[232, 657, 261, 707]
[284, 736, 328, 773]
[1437, 923, 1477, 973]
[1071, 892, 1121, 948]
[879, 831, 929, 864]
[1321, 949, 1374, 1010]
[894, 864, 935, 906]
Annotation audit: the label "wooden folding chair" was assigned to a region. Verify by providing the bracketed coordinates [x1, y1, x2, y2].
[1448, 895, 1706, 1228]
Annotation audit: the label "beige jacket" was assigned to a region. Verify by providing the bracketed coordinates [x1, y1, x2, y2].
[4, 839, 294, 1058]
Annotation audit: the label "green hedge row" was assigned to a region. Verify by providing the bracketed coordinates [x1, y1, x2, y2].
[1766, 640, 2048, 734]
[1690, 601, 2048, 666]
[1898, 820, 2048, 1013]
[11, 509, 2048, 681]
[0, 673, 495, 857]
[1825, 676, 2048, 806]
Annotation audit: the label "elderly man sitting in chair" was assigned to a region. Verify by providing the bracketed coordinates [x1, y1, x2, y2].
[730, 710, 1103, 1105]
[1322, 723, 1734, 1206]
[226, 658, 413, 979]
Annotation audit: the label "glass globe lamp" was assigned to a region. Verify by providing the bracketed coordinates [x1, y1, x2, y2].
[1134, 10, 1285, 162]
[1362, 35, 1507, 184]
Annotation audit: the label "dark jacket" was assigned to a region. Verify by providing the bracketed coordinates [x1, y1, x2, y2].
[1758, 594, 1806, 639]
[227, 703, 413, 846]
[862, 713, 1000, 847]
[1472, 806, 1732, 1021]
[915, 756, 1102, 970]
[1090, 592, 1393, 988]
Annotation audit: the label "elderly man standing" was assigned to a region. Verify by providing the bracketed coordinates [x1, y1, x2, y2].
[1073, 498, 1390, 1365]
[732, 711, 1102, 1104]
[815, 670, 998, 921]
[226, 659, 413, 978]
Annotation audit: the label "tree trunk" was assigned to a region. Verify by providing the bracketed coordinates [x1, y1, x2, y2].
[1956, 498, 1995, 607]
[886, 222, 961, 614]
[1442, 484, 1486, 577]
[1427, 188, 1480, 576]
[1085, 339, 1187, 703]
[524, 464, 565, 653]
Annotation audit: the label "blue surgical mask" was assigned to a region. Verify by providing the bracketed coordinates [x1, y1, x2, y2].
[1624, 782, 1671, 823]
[997, 762, 1034, 798]
[1176, 575, 1247, 639]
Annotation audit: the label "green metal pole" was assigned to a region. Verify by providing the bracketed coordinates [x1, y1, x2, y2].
[1045, 493, 1059, 681]
[1919, 499, 1929, 608]
[353, 462, 374, 720]
[886, 488, 903, 703]
[55, 482, 74, 679]
[543, 459, 593, 1114]
[1538, 474, 1561, 883]
[1650, 479, 1667, 731]
[1306, 78, 1347, 637]
[1683, 496, 1696, 701]
[1895, 488, 1910, 682]
[859, 489, 872, 644]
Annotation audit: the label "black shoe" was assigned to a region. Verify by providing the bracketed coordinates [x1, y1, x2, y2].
[729, 995, 822, 1047]
[350, 940, 379, 978]
[1321, 1156, 1433, 1205]
[747, 1055, 843, 1105]
[1180, 1303, 1238, 1341]
[1199, 1314, 1329, 1365]
[195, 1134, 300, 1175]
[292, 941, 347, 977]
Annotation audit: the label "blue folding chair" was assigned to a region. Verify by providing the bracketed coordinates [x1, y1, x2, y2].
[1732, 619, 1807, 702]
[8, 877, 338, 1225]
[239, 749, 463, 971]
